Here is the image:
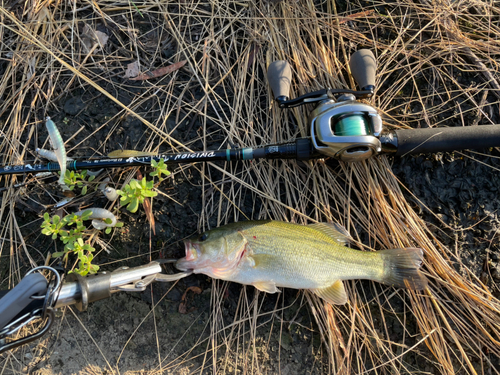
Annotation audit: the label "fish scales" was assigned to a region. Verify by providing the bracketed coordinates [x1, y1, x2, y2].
[176, 220, 427, 305]
[230, 222, 382, 288]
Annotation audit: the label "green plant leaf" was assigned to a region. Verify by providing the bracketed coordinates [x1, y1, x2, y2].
[128, 198, 139, 213]
[82, 210, 93, 220]
[89, 264, 100, 273]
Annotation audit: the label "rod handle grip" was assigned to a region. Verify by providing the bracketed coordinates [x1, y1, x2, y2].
[267, 60, 292, 100]
[349, 49, 377, 90]
[394, 125, 500, 156]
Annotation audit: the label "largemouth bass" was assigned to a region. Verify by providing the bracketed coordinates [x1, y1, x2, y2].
[176, 221, 427, 305]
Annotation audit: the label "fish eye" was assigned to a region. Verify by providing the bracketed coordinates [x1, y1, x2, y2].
[199, 233, 208, 242]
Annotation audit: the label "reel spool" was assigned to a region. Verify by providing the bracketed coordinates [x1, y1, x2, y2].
[309, 95, 382, 162]
[267, 49, 382, 162]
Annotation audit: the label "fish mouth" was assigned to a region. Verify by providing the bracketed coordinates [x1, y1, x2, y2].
[175, 241, 199, 271]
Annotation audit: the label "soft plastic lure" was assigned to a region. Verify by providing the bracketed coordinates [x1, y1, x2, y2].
[104, 187, 118, 201]
[44, 117, 67, 185]
[36, 148, 74, 162]
[74, 208, 117, 230]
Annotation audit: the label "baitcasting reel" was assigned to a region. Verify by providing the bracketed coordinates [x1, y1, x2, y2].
[267, 50, 500, 162]
[267, 50, 382, 162]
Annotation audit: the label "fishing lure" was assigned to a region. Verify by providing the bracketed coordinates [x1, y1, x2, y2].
[104, 187, 118, 201]
[44, 117, 67, 186]
[98, 177, 110, 192]
[74, 208, 117, 230]
[53, 197, 74, 209]
[86, 169, 103, 177]
[35, 172, 54, 178]
[36, 148, 74, 162]
[97, 177, 118, 201]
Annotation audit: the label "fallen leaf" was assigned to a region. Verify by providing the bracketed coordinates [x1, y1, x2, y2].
[136, 170, 155, 234]
[94, 30, 109, 46]
[81, 23, 109, 53]
[124, 61, 140, 79]
[142, 197, 155, 235]
[129, 60, 187, 81]
[81, 24, 94, 53]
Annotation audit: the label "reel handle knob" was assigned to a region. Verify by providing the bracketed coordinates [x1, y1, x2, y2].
[349, 49, 377, 91]
[267, 60, 292, 102]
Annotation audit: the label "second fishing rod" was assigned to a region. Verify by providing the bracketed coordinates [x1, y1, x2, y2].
[1, 49, 500, 177]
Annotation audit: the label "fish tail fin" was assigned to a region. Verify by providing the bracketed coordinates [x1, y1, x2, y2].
[378, 247, 428, 290]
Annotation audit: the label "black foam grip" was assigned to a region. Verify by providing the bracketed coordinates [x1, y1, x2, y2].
[267, 60, 292, 99]
[349, 49, 376, 90]
[394, 125, 500, 156]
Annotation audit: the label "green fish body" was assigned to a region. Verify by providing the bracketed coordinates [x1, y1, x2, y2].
[176, 221, 427, 305]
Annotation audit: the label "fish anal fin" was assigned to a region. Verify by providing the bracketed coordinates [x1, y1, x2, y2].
[252, 281, 280, 294]
[312, 280, 348, 305]
[308, 223, 351, 245]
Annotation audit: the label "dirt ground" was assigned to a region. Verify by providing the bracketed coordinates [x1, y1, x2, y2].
[0, 0, 499, 374]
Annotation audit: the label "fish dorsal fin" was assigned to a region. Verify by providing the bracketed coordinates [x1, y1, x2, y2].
[252, 281, 280, 294]
[308, 223, 351, 245]
[312, 280, 348, 305]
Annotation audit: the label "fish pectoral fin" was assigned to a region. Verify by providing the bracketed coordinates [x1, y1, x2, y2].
[249, 253, 275, 268]
[312, 280, 347, 305]
[308, 223, 352, 246]
[252, 281, 280, 294]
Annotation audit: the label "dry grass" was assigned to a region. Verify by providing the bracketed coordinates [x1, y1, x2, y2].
[0, 0, 499, 374]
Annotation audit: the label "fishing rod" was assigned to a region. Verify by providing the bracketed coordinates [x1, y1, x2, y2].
[0, 138, 316, 176]
[0, 49, 499, 177]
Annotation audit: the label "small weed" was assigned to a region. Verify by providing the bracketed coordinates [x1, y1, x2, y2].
[41, 209, 118, 276]
[150, 158, 170, 182]
[62, 170, 95, 195]
[117, 177, 157, 213]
